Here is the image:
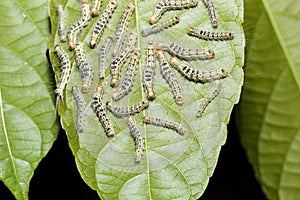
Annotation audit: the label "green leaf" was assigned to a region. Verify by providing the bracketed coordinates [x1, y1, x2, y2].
[0, 0, 59, 199]
[237, 0, 300, 199]
[48, 0, 244, 198]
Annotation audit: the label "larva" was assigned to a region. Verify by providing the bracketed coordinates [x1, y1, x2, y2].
[149, 0, 198, 24]
[197, 79, 221, 117]
[67, 0, 91, 50]
[156, 50, 184, 105]
[106, 100, 149, 117]
[202, 0, 218, 28]
[74, 42, 94, 93]
[90, 0, 118, 48]
[127, 115, 144, 164]
[142, 40, 156, 100]
[112, 50, 140, 101]
[157, 42, 215, 60]
[141, 16, 180, 37]
[54, 45, 71, 100]
[98, 36, 113, 80]
[72, 85, 85, 133]
[91, 85, 115, 137]
[187, 26, 234, 40]
[91, 0, 103, 17]
[142, 116, 186, 135]
[56, 5, 67, 43]
[169, 56, 228, 82]
[112, 2, 135, 56]
[110, 31, 137, 87]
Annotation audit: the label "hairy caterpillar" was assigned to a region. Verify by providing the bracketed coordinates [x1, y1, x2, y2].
[72, 85, 85, 133]
[91, 85, 115, 137]
[187, 26, 234, 40]
[112, 2, 135, 56]
[202, 0, 218, 28]
[110, 31, 137, 87]
[56, 5, 67, 42]
[142, 40, 156, 100]
[141, 16, 180, 37]
[112, 50, 140, 101]
[74, 42, 94, 93]
[91, 0, 103, 17]
[98, 36, 113, 80]
[156, 50, 184, 105]
[106, 100, 149, 117]
[169, 56, 228, 82]
[197, 79, 221, 117]
[157, 42, 215, 60]
[127, 115, 144, 164]
[90, 0, 118, 48]
[142, 116, 186, 135]
[149, 0, 198, 24]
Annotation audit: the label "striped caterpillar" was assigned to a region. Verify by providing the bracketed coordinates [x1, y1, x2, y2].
[141, 16, 180, 37]
[72, 85, 85, 133]
[143, 116, 186, 135]
[90, 0, 118, 48]
[202, 0, 218, 28]
[74, 42, 94, 93]
[56, 5, 67, 42]
[197, 79, 221, 117]
[157, 42, 215, 60]
[169, 56, 228, 82]
[91, 0, 103, 17]
[91, 85, 115, 137]
[156, 50, 184, 105]
[127, 115, 144, 164]
[112, 2, 135, 56]
[187, 26, 234, 40]
[112, 50, 140, 101]
[149, 0, 198, 24]
[106, 100, 149, 117]
[98, 36, 113, 80]
[142, 40, 156, 100]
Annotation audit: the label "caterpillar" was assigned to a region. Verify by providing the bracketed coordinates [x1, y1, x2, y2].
[72, 85, 85, 133]
[112, 50, 140, 101]
[56, 5, 67, 42]
[141, 16, 180, 37]
[197, 79, 221, 117]
[91, 85, 115, 137]
[110, 31, 137, 87]
[74, 42, 94, 93]
[67, 0, 91, 50]
[142, 40, 156, 100]
[127, 115, 144, 164]
[157, 42, 215, 60]
[90, 0, 118, 48]
[54, 45, 71, 100]
[149, 0, 198, 24]
[91, 0, 103, 17]
[106, 100, 149, 117]
[202, 0, 218, 28]
[169, 56, 228, 82]
[156, 50, 184, 105]
[142, 116, 186, 135]
[112, 2, 135, 56]
[98, 36, 113, 80]
[187, 26, 234, 40]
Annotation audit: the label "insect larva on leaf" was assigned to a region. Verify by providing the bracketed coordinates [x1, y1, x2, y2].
[90, 0, 118, 48]
[106, 100, 149, 117]
[98, 36, 113, 80]
[72, 85, 85, 133]
[141, 16, 180, 37]
[127, 115, 144, 164]
[56, 5, 67, 43]
[156, 50, 184, 105]
[142, 116, 186, 135]
[202, 0, 218, 28]
[91, 0, 103, 17]
[169, 56, 228, 82]
[187, 26, 234, 40]
[197, 79, 221, 117]
[91, 85, 115, 137]
[149, 0, 198, 25]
